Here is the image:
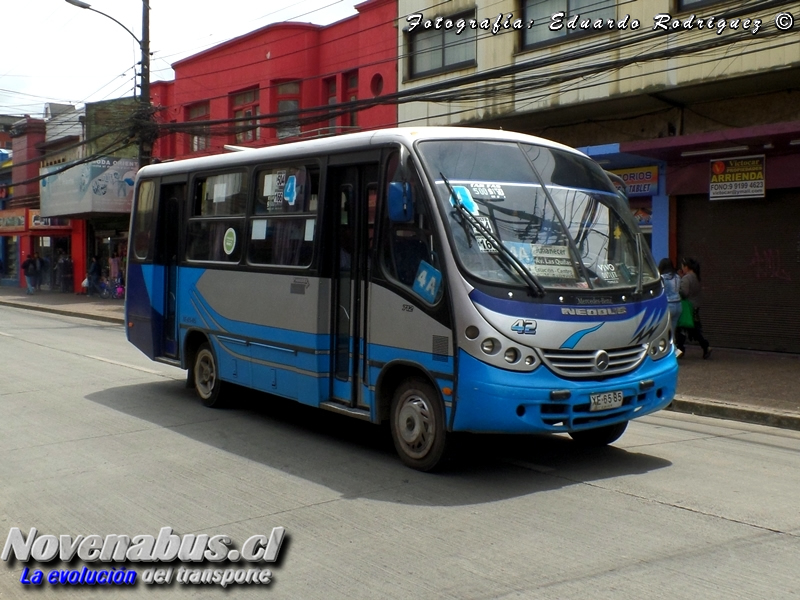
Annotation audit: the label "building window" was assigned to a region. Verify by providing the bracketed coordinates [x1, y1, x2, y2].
[231, 88, 259, 143]
[187, 102, 210, 153]
[522, 0, 615, 48]
[677, 0, 722, 8]
[344, 71, 358, 129]
[276, 81, 301, 139]
[408, 11, 476, 78]
[324, 78, 337, 133]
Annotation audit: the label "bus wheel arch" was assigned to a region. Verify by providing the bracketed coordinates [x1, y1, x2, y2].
[184, 332, 227, 408]
[377, 364, 448, 471]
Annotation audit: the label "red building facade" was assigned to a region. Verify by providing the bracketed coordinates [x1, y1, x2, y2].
[151, 0, 397, 161]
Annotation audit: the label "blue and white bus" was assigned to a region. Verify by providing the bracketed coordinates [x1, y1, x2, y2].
[126, 127, 678, 470]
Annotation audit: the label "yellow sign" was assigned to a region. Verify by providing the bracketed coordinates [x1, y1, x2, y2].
[709, 155, 765, 200]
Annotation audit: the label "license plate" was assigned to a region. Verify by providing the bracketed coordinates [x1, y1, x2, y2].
[589, 390, 624, 412]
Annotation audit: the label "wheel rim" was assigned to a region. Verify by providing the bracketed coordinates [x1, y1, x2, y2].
[396, 393, 435, 459]
[195, 349, 216, 400]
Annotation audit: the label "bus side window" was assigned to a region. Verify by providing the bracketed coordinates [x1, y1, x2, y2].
[248, 164, 318, 267]
[132, 179, 156, 261]
[380, 152, 442, 303]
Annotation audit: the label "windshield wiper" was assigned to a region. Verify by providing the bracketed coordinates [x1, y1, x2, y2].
[440, 172, 545, 297]
[634, 232, 644, 297]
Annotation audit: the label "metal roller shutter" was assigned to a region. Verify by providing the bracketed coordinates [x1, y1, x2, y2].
[676, 190, 800, 353]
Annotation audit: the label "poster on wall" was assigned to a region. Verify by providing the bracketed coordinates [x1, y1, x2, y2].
[709, 155, 765, 200]
[39, 156, 139, 217]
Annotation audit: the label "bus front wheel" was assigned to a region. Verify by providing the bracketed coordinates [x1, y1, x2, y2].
[194, 342, 226, 408]
[569, 421, 628, 446]
[390, 378, 447, 471]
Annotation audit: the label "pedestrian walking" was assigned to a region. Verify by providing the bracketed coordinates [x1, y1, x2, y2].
[109, 252, 120, 284]
[63, 255, 74, 293]
[87, 256, 103, 297]
[675, 257, 712, 359]
[658, 258, 682, 353]
[54, 250, 65, 292]
[21, 254, 36, 295]
[33, 252, 44, 290]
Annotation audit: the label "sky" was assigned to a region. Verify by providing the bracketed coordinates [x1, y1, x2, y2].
[1, 0, 362, 117]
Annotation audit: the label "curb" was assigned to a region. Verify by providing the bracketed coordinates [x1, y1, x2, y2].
[667, 394, 800, 432]
[0, 299, 125, 326]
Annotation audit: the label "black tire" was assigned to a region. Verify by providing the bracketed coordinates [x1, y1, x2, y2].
[193, 342, 226, 408]
[569, 421, 628, 447]
[100, 287, 111, 300]
[390, 377, 447, 471]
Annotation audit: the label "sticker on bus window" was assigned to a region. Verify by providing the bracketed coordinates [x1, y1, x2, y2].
[469, 183, 505, 200]
[530, 244, 575, 278]
[412, 260, 441, 304]
[449, 186, 479, 215]
[213, 183, 227, 203]
[304, 219, 315, 241]
[223, 228, 237, 255]
[284, 175, 297, 205]
[252, 220, 267, 240]
[263, 174, 276, 196]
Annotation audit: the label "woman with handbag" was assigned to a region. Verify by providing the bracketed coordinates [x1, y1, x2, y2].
[676, 257, 712, 359]
[658, 258, 682, 351]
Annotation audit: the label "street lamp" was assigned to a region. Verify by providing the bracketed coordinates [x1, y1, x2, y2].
[65, 0, 152, 167]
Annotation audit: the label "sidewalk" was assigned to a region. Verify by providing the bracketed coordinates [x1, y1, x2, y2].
[1, 286, 798, 431]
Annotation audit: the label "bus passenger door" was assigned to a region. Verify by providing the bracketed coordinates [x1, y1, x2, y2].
[159, 183, 184, 358]
[328, 164, 378, 409]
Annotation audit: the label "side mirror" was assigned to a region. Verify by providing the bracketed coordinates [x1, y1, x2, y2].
[388, 181, 414, 222]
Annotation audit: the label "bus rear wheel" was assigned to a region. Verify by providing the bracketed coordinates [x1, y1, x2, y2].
[569, 421, 628, 447]
[390, 378, 447, 471]
[194, 342, 226, 408]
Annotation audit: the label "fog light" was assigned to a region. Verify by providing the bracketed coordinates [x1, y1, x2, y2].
[504, 348, 520, 363]
[481, 339, 497, 354]
[525, 355, 535, 366]
[465, 326, 479, 340]
[658, 339, 667, 352]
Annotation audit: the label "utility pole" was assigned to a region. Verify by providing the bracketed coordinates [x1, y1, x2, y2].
[65, 0, 154, 168]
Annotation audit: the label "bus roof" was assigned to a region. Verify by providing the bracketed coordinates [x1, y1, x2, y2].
[137, 126, 589, 180]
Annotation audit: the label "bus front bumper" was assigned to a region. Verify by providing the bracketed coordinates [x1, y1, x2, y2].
[451, 350, 678, 434]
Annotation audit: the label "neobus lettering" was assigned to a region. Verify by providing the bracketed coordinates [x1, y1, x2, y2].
[561, 307, 627, 316]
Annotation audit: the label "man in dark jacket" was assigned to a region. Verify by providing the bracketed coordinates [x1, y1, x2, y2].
[21, 254, 36, 295]
[87, 256, 102, 297]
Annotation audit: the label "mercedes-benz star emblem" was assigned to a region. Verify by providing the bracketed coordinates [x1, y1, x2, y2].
[594, 350, 610, 372]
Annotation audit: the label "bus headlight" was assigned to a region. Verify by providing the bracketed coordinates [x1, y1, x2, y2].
[649, 335, 671, 360]
[504, 348, 520, 364]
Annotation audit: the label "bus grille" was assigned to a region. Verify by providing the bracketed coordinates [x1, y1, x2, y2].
[539, 345, 648, 378]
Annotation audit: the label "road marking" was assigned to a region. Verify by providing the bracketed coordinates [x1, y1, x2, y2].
[86, 355, 164, 374]
[0, 331, 14, 337]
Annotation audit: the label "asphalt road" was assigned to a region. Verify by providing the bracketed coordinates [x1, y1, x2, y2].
[1, 306, 799, 599]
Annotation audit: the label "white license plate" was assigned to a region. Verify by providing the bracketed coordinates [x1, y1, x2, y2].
[589, 390, 624, 412]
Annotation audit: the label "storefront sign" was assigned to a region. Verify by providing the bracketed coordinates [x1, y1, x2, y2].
[39, 156, 138, 217]
[0, 208, 27, 233]
[609, 166, 659, 197]
[28, 209, 71, 230]
[709, 155, 765, 200]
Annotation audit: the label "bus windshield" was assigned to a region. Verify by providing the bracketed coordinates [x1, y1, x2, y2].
[417, 140, 659, 291]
